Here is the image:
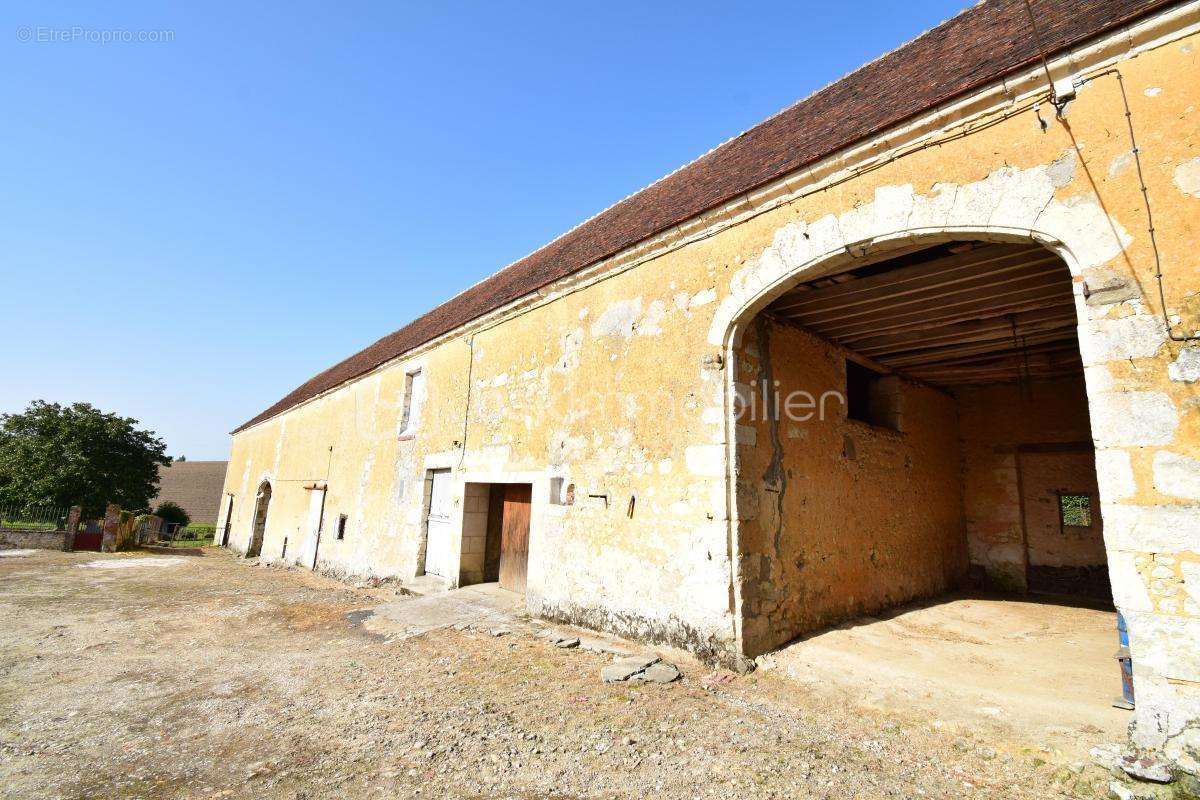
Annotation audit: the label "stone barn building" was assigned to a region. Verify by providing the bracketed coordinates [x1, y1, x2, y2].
[219, 0, 1200, 769]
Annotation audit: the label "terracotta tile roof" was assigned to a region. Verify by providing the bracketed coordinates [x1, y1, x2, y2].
[236, 0, 1175, 433]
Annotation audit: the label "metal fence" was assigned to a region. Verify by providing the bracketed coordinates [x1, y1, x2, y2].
[0, 504, 69, 531]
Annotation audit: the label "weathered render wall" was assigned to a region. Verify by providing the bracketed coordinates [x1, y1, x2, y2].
[957, 377, 1100, 591]
[222, 337, 476, 578]
[733, 319, 966, 653]
[219, 14, 1200, 761]
[219, 223, 739, 658]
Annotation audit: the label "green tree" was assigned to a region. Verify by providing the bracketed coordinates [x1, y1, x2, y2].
[0, 401, 171, 516]
[153, 501, 190, 528]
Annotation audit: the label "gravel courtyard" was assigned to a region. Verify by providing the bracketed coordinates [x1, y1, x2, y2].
[0, 548, 1121, 799]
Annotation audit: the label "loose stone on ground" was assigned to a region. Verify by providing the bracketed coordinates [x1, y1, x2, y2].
[601, 654, 681, 684]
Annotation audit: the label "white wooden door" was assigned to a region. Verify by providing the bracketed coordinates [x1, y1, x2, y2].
[424, 470, 453, 578]
[297, 487, 326, 568]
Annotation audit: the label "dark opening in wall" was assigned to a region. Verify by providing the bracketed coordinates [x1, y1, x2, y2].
[845, 360, 901, 431]
[336, 514, 348, 540]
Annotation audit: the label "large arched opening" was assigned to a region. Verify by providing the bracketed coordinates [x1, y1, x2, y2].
[721, 231, 1124, 724]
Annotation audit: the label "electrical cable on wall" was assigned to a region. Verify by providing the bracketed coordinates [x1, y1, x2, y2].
[1022, 1, 1195, 343]
[1077, 69, 1200, 343]
[457, 335, 476, 469]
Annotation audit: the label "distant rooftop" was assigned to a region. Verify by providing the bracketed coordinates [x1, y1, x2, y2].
[152, 461, 228, 525]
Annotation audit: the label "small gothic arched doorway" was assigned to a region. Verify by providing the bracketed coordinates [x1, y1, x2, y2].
[247, 481, 272, 558]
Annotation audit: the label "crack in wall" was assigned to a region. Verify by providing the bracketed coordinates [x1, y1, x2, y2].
[754, 317, 788, 559]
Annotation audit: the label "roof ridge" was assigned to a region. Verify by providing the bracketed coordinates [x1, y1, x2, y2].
[234, 0, 1177, 434]
[465, 0, 984, 297]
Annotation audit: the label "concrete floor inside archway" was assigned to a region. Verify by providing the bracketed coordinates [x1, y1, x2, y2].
[756, 593, 1128, 751]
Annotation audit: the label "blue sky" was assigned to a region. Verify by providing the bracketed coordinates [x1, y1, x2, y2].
[1, 0, 967, 459]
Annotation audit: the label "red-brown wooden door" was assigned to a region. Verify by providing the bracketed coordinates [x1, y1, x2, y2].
[498, 484, 531, 593]
[73, 529, 102, 551]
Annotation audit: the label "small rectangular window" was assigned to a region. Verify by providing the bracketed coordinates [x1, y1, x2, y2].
[1059, 494, 1092, 527]
[336, 514, 348, 540]
[399, 369, 425, 436]
[845, 360, 900, 431]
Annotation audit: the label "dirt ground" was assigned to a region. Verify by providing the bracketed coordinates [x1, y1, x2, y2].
[760, 595, 1127, 738]
[0, 548, 1124, 799]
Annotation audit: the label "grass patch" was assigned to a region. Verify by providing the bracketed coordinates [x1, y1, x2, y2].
[159, 537, 214, 549]
[0, 520, 61, 531]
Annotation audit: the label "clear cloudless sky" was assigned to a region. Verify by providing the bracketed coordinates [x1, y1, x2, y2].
[1, 0, 968, 459]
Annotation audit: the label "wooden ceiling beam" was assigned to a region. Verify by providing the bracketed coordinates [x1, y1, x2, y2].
[811, 279, 1072, 339]
[915, 362, 1081, 377]
[772, 247, 1056, 317]
[771, 242, 1038, 309]
[901, 340, 1080, 369]
[909, 367, 1081, 385]
[785, 265, 1070, 328]
[879, 330, 1078, 368]
[889, 362, 1078, 382]
[931, 370, 1081, 386]
[763, 241, 1087, 389]
[847, 307, 1077, 353]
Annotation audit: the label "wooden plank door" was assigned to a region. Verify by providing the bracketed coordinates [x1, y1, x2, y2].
[498, 483, 531, 593]
[424, 470, 454, 579]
